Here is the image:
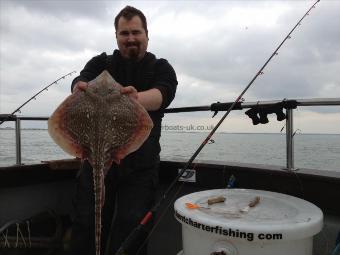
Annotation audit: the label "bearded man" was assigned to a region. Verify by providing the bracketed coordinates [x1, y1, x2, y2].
[70, 6, 177, 255]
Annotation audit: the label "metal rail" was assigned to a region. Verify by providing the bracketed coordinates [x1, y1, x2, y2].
[164, 98, 340, 113]
[0, 98, 339, 170]
[286, 109, 295, 170]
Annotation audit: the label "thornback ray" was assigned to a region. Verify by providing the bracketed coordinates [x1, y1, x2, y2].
[48, 70, 153, 255]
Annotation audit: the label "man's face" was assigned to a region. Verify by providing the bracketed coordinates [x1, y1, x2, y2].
[116, 16, 148, 61]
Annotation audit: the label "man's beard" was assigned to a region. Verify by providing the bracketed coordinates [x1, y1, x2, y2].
[126, 42, 140, 60]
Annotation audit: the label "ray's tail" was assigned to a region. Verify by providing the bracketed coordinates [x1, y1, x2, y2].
[93, 168, 105, 255]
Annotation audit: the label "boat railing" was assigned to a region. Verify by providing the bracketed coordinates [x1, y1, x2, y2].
[0, 98, 339, 169]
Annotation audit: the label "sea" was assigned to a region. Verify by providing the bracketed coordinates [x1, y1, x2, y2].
[0, 129, 339, 171]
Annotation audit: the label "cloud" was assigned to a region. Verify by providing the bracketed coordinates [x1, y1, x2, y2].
[0, 0, 339, 133]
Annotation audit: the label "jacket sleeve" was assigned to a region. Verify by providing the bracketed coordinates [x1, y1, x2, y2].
[71, 52, 108, 92]
[153, 59, 178, 109]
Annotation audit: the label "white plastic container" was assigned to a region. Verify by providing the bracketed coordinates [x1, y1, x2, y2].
[174, 189, 323, 255]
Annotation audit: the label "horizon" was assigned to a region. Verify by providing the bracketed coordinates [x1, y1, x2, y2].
[1, 126, 339, 136]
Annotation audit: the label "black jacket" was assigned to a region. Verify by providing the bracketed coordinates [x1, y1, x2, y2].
[71, 50, 178, 169]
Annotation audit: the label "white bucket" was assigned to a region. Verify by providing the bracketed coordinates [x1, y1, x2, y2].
[174, 189, 323, 255]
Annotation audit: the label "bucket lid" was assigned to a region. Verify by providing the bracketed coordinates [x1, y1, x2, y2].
[174, 189, 323, 242]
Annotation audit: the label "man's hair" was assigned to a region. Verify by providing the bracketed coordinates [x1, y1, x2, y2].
[114, 6, 148, 36]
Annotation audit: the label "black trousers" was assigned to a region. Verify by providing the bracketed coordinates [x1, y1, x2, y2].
[69, 160, 158, 255]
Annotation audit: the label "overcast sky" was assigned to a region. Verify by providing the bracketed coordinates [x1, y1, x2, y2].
[0, 0, 339, 133]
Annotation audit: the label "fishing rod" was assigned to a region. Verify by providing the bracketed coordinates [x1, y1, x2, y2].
[0, 71, 76, 125]
[114, 1, 321, 254]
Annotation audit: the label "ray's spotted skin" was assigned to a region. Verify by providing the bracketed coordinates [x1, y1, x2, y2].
[48, 70, 153, 255]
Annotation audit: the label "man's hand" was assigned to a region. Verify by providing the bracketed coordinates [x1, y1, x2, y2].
[120, 86, 162, 111]
[72, 81, 88, 93]
[120, 86, 138, 100]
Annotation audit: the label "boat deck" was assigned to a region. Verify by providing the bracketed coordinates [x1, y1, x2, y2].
[0, 159, 339, 254]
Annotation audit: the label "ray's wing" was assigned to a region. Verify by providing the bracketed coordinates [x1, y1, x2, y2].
[110, 95, 154, 163]
[48, 91, 96, 159]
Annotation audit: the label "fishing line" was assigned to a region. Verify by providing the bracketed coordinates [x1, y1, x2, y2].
[0, 71, 76, 125]
[115, 1, 321, 254]
[286, 128, 305, 197]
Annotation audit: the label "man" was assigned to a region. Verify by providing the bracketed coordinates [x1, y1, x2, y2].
[70, 6, 177, 255]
